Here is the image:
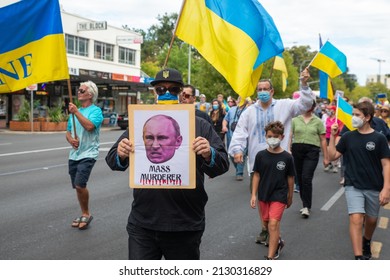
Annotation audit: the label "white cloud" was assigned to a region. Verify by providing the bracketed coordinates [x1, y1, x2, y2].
[60, 0, 390, 86]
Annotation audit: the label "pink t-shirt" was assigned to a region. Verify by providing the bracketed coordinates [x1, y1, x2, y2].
[325, 117, 343, 139]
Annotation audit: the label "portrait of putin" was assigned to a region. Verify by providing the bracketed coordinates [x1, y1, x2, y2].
[142, 114, 183, 164]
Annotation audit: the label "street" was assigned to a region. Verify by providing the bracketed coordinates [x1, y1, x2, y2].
[0, 129, 389, 260]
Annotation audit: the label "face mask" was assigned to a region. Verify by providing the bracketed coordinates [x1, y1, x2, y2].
[157, 92, 179, 104]
[212, 105, 219, 110]
[352, 116, 364, 128]
[257, 91, 271, 103]
[266, 137, 281, 149]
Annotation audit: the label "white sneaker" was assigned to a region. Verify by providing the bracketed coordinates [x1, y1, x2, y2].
[332, 167, 338, 173]
[324, 165, 332, 172]
[301, 207, 310, 218]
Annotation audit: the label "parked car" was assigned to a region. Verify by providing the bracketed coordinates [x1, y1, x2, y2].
[117, 113, 128, 130]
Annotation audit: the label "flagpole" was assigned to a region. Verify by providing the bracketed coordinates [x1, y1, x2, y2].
[163, 0, 187, 68]
[67, 79, 77, 139]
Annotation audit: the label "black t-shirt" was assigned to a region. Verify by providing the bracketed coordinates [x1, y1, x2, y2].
[252, 150, 295, 204]
[336, 130, 390, 191]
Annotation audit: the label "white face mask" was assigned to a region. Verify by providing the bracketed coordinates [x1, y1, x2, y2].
[352, 116, 364, 128]
[266, 137, 281, 149]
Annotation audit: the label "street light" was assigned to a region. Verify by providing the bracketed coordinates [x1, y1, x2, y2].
[370, 57, 386, 83]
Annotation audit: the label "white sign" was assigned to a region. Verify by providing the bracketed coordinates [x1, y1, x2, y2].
[77, 21, 107, 31]
[69, 67, 79, 76]
[26, 84, 37, 91]
[116, 35, 143, 45]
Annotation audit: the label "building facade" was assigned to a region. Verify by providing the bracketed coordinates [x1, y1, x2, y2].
[0, 9, 149, 128]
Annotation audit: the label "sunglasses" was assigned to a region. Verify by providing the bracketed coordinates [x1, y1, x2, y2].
[257, 88, 271, 91]
[155, 86, 182, 95]
[182, 93, 193, 99]
[381, 110, 389, 113]
[78, 88, 87, 94]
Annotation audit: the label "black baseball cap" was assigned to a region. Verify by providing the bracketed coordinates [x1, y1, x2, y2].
[150, 68, 184, 86]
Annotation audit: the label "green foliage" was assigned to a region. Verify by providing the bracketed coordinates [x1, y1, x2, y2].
[47, 105, 65, 123]
[136, 13, 382, 103]
[16, 99, 31, 121]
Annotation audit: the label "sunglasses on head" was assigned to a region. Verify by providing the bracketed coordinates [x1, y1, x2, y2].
[155, 86, 182, 95]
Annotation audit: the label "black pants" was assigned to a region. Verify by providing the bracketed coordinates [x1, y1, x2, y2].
[127, 222, 204, 260]
[291, 143, 320, 209]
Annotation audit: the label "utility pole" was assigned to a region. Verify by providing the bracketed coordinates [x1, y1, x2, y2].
[370, 57, 386, 83]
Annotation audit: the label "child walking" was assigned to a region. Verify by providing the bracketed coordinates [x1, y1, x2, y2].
[328, 101, 390, 260]
[250, 121, 295, 259]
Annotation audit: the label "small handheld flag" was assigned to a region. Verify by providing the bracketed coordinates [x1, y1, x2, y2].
[336, 95, 355, 131]
[310, 41, 347, 78]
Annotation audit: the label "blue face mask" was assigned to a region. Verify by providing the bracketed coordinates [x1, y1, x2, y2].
[157, 92, 179, 104]
[212, 105, 219, 110]
[257, 91, 271, 103]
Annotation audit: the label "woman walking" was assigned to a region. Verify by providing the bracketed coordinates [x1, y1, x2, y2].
[290, 101, 329, 218]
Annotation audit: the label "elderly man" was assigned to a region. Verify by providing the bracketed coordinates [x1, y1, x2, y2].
[105, 68, 229, 260]
[66, 80, 103, 230]
[229, 68, 315, 244]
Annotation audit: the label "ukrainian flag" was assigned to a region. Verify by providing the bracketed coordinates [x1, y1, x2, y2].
[175, 0, 284, 100]
[0, 0, 69, 93]
[318, 35, 333, 100]
[310, 41, 347, 78]
[273, 54, 288, 92]
[337, 95, 355, 131]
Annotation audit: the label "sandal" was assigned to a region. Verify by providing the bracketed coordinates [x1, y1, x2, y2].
[71, 217, 82, 228]
[78, 215, 93, 230]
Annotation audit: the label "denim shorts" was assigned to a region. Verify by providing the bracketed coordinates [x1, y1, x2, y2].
[344, 186, 380, 217]
[68, 158, 96, 188]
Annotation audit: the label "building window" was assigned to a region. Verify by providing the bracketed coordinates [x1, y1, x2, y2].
[119, 47, 136, 65]
[65, 34, 88, 57]
[94, 41, 114, 61]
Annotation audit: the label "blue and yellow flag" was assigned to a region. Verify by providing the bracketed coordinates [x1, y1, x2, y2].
[273, 54, 288, 92]
[175, 0, 284, 100]
[310, 41, 347, 78]
[0, 0, 69, 93]
[337, 95, 355, 131]
[318, 35, 333, 100]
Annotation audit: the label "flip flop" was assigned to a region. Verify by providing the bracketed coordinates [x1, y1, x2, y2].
[78, 215, 93, 230]
[71, 217, 82, 228]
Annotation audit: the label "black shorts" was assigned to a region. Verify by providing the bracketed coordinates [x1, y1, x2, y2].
[68, 158, 96, 188]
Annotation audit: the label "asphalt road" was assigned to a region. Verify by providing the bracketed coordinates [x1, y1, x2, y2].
[0, 128, 389, 260]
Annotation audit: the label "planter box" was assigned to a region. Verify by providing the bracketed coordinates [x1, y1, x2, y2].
[40, 121, 67, 131]
[9, 121, 41, 131]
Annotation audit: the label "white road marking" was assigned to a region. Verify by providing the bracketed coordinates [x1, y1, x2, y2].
[0, 141, 115, 157]
[321, 187, 345, 211]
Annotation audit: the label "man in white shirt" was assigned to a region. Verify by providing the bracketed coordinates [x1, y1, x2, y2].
[228, 68, 314, 244]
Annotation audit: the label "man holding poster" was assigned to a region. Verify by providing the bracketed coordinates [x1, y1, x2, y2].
[105, 68, 229, 260]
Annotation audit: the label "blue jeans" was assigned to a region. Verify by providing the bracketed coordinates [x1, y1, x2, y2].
[226, 131, 247, 176]
[127, 223, 204, 260]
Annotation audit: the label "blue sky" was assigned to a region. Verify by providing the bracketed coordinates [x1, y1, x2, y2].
[58, 0, 390, 86]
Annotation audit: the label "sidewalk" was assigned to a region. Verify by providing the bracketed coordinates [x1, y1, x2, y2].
[0, 125, 121, 134]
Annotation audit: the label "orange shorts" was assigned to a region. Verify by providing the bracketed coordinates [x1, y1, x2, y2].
[259, 201, 286, 222]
